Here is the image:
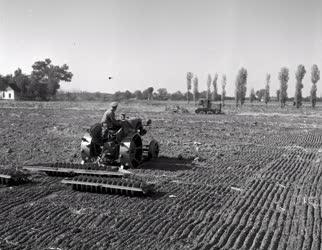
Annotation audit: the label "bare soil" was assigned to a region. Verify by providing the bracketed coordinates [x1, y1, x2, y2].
[0, 100, 322, 250]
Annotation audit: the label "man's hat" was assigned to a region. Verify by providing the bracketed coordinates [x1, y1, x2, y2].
[110, 102, 118, 108]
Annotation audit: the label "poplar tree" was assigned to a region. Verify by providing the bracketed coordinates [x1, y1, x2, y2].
[235, 68, 248, 107]
[294, 65, 306, 108]
[310, 64, 320, 108]
[278, 67, 289, 108]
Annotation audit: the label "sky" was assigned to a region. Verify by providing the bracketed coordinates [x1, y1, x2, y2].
[1, 0, 322, 96]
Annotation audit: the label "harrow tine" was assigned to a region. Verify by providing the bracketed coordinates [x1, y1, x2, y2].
[0, 177, 8, 185]
[130, 183, 135, 196]
[111, 180, 116, 194]
[61, 175, 154, 196]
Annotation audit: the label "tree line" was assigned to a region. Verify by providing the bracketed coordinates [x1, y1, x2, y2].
[186, 64, 320, 108]
[0, 59, 73, 101]
[1, 59, 320, 107]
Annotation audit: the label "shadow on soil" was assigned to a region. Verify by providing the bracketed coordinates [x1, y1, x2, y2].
[139, 156, 193, 171]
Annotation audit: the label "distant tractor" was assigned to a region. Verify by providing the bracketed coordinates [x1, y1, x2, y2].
[195, 99, 222, 114]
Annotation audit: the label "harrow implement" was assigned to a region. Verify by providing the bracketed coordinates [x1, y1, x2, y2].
[22, 162, 130, 177]
[0, 168, 29, 186]
[62, 175, 154, 196]
[22, 163, 153, 196]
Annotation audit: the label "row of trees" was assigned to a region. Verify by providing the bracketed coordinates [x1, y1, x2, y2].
[109, 87, 229, 102]
[187, 64, 320, 108]
[0, 59, 73, 100]
[186, 72, 227, 105]
[263, 65, 320, 108]
[56, 87, 236, 102]
[250, 64, 320, 108]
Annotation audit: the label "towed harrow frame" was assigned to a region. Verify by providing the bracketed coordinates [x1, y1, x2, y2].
[22, 162, 154, 196]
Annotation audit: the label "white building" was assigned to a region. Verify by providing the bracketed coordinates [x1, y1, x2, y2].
[0, 86, 15, 100]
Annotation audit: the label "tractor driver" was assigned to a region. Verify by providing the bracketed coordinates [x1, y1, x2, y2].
[101, 102, 122, 131]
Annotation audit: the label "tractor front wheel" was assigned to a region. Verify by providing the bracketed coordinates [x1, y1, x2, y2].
[148, 140, 159, 159]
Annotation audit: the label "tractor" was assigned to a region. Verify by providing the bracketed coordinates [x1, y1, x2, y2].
[16, 117, 160, 196]
[195, 99, 222, 114]
[81, 117, 159, 168]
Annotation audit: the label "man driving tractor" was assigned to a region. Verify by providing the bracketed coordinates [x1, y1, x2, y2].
[100, 102, 147, 141]
[101, 101, 122, 130]
[100, 102, 133, 143]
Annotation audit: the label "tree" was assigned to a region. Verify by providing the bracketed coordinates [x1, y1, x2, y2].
[2, 69, 48, 101]
[193, 76, 199, 104]
[0, 74, 10, 91]
[279, 67, 289, 108]
[134, 90, 143, 100]
[235, 68, 248, 106]
[147, 87, 154, 100]
[310, 64, 320, 108]
[157, 88, 169, 100]
[28, 78, 48, 100]
[1, 59, 72, 101]
[31, 58, 73, 100]
[142, 87, 154, 100]
[12, 68, 27, 92]
[185, 92, 193, 102]
[276, 89, 280, 102]
[294, 64, 306, 108]
[206, 74, 212, 100]
[124, 90, 133, 100]
[111, 90, 132, 101]
[170, 91, 185, 101]
[264, 73, 270, 104]
[250, 88, 256, 103]
[112, 91, 125, 101]
[212, 73, 218, 101]
[256, 89, 266, 101]
[142, 89, 149, 100]
[186, 72, 193, 103]
[221, 74, 226, 106]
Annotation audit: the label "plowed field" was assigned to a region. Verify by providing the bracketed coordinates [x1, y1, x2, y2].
[1, 101, 322, 250]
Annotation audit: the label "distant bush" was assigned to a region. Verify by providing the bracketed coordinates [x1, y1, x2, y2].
[56, 91, 112, 102]
[170, 91, 186, 101]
